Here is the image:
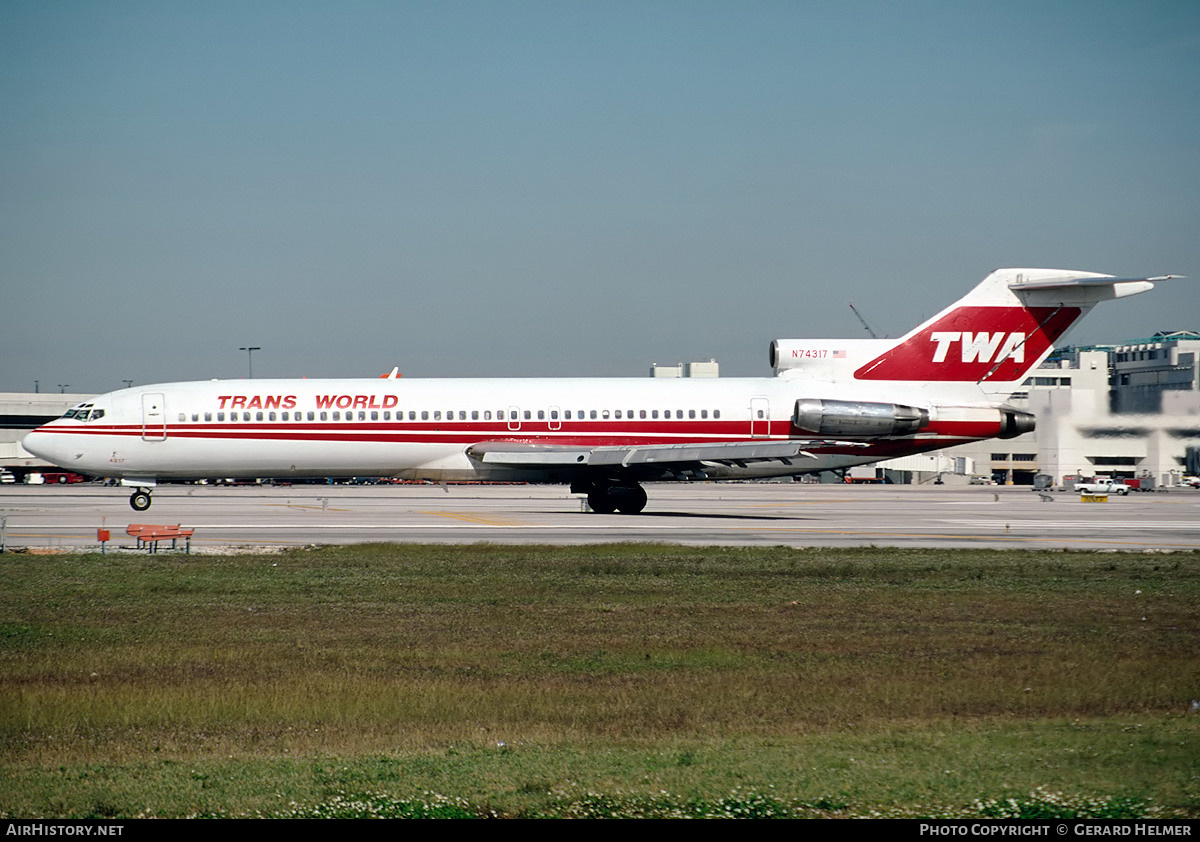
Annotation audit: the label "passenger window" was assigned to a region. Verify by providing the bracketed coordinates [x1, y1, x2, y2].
[524, 410, 531, 420]
[281, 412, 288, 421]
[701, 409, 708, 419]
[268, 412, 276, 421]
[205, 412, 212, 421]
[689, 409, 695, 419]
[218, 412, 225, 421]
[333, 412, 340, 421]
[714, 409, 720, 419]
[640, 410, 646, 419]
[590, 410, 597, 419]
[472, 410, 479, 420]
[358, 412, 365, 421]
[537, 410, 544, 420]
[320, 412, 328, 421]
[484, 410, 492, 421]
[371, 411, 378, 421]
[615, 410, 622, 419]
[178, 413, 186, 422]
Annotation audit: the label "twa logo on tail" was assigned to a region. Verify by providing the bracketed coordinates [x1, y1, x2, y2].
[930, 331, 1026, 364]
[854, 305, 1081, 382]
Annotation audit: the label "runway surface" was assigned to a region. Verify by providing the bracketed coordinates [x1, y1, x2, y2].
[2, 481, 1199, 552]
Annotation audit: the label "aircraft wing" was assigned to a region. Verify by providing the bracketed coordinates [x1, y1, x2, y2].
[466, 439, 862, 471]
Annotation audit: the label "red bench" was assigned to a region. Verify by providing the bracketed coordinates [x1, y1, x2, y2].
[126, 523, 195, 554]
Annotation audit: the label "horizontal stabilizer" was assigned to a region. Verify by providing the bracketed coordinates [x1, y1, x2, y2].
[1008, 274, 1181, 291]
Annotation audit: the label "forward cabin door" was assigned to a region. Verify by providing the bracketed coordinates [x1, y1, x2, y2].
[141, 393, 167, 441]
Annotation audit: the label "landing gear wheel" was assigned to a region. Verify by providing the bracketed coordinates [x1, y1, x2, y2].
[615, 485, 647, 514]
[587, 488, 618, 514]
[130, 490, 152, 512]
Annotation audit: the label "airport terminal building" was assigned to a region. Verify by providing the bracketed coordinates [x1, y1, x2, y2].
[933, 330, 1200, 487]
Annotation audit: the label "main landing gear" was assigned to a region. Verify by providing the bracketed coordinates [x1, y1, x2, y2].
[129, 488, 153, 512]
[583, 480, 648, 514]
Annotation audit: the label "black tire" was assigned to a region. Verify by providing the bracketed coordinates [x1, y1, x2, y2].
[615, 485, 647, 514]
[587, 488, 618, 514]
[130, 491, 151, 512]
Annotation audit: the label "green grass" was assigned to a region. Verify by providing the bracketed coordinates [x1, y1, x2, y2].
[1, 544, 1197, 817]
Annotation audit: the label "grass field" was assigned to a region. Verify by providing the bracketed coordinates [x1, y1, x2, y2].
[2, 543, 1197, 818]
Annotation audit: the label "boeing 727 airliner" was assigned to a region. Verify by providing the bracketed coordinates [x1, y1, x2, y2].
[23, 268, 1177, 513]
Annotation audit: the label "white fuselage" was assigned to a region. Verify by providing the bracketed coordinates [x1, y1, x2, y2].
[21, 374, 1004, 484]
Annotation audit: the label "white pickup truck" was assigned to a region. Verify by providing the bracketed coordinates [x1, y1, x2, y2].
[1073, 478, 1131, 495]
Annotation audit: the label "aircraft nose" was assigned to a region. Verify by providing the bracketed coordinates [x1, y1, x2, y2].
[22, 428, 67, 465]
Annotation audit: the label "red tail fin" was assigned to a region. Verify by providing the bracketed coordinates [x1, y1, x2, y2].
[854, 305, 1080, 382]
[851, 268, 1169, 384]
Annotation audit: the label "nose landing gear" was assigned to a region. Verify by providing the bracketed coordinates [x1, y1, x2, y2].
[129, 489, 152, 511]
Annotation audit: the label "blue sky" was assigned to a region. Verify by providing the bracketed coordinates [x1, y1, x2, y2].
[2, 0, 1197, 392]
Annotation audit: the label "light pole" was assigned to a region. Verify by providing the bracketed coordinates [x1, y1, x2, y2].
[239, 347, 261, 379]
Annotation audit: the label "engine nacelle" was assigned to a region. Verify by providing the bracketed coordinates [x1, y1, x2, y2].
[793, 399, 930, 437]
[770, 339, 886, 374]
[998, 408, 1036, 439]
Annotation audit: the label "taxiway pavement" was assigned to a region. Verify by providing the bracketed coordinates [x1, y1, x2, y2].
[2, 482, 1199, 552]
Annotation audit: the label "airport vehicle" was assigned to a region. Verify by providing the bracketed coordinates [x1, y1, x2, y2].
[1073, 477, 1132, 495]
[22, 268, 1175, 513]
[41, 471, 87, 484]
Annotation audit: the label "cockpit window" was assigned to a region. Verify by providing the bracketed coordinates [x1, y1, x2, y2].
[63, 404, 99, 421]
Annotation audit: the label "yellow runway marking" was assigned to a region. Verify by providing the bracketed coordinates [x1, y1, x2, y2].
[419, 510, 531, 526]
[737, 499, 859, 508]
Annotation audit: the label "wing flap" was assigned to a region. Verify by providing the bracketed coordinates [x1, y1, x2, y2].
[467, 439, 861, 470]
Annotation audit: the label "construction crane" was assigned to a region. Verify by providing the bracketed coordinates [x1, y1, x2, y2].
[848, 301, 887, 339]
